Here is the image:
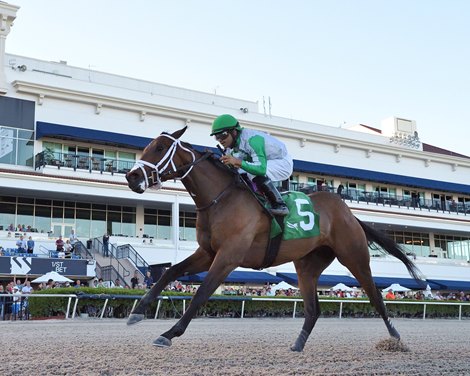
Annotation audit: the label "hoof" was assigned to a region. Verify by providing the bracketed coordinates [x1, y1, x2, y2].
[290, 344, 303, 352]
[127, 313, 144, 326]
[153, 336, 172, 348]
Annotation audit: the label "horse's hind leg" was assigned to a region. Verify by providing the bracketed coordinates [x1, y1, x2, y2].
[291, 246, 335, 352]
[127, 247, 212, 325]
[337, 243, 400, 339]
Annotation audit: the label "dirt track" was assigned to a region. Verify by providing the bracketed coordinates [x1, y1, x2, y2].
[1, 317, 469, 375]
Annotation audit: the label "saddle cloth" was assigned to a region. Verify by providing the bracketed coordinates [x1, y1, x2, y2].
[270, 191, 320, 240]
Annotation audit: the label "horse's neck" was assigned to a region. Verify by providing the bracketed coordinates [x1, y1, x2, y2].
[181, 159, 235, 207]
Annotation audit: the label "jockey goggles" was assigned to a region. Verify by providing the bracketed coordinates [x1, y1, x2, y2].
[213, 130, 231, 141]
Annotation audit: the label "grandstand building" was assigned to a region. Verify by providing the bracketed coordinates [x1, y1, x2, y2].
[1, 2, 469, 290]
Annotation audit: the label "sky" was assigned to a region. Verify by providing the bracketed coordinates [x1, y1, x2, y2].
[5, 0, 470, 155]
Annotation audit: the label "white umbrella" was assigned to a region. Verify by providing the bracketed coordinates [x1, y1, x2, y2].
[330, 283, 354, 291]
[381, 283, 411, 292]
[270, 281, 298, 294]
[31, 271, 73, 283]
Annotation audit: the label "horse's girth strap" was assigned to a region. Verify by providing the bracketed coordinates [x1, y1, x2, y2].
[260, 215, 284, 269]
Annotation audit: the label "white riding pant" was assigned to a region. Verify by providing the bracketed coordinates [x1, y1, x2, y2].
[246, 154, 293, 182]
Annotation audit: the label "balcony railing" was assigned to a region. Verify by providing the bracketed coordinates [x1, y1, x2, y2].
[291, 182, 470, 216]
[34, 151, 135, 175]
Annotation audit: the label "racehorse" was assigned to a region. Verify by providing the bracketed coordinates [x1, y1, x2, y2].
[125, 126, 424, 351]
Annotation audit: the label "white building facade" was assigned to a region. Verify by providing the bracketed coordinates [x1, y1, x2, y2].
[1, 2, 469, 290]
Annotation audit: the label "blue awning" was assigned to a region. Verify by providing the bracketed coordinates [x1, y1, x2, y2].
[179, 270, 282, 284]
[276, 272, 439, 290]
[371, 276, 437, 289]
[36, 121, 152, 149]
[276, 272, 359, 287]
[293, 160, 470, 195]
[427, 279, 470, 291]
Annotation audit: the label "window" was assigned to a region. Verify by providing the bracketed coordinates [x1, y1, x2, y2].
[1, 126, 34, 167]
[179, 210, 197, 241]
[144, 208, 172, 240]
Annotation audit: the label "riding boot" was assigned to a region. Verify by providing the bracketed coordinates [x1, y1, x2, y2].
[253, 176, 289, 216]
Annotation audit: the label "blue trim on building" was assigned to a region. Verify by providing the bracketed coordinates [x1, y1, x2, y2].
[179, 271, 282, 284]
[35, 121, 470, 194]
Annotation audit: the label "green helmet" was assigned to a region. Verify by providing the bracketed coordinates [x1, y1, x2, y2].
[210, 114, 241, 136]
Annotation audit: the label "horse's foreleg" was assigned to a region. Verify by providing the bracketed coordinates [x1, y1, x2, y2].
[127, 247, 212, 325]
[291, 247, 335, 352]
[153, 257, 236, 348]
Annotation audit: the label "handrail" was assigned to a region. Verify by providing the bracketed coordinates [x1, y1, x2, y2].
[92, 237, 130, 279]
[95, 262, 128, 288]
[116, 243, 149, 271]
[34, 151, 135, 174]
[73, 240, 94, 260]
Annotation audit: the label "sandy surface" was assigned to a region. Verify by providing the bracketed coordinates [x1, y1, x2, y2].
[1, 317, 469, 376]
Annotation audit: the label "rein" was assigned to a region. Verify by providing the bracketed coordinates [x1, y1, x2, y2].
[195, 180, 235, 212]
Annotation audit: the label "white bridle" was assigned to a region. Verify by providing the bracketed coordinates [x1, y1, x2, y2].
[130, 133, 196, 190]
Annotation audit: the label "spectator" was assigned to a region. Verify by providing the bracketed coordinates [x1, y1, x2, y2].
[69, 229, 78, 246]
[144, 271, 154, 289]
[11, 285, 22, 319]
[64, 240, 73, 258]
[13, 276, 24, 291]
[433, 291, 444, 300]
[73, 280, 81, 288]
[21, 280, 33, 294]
[337, 184, 344, 197]
[57, 249, 65, 259]
[131, 270, 139, 289]
[97, 278, 105, 288]
[8, 223, 15, 231]
[385, 289, 396, 300]
[45, 279, 55, 289]
[55, 236, 65, 252]
[114, 279, 123, 288]
[102, 233, 110, 257]
[26, 236, 35, 254]
[16, 235, 27, 253]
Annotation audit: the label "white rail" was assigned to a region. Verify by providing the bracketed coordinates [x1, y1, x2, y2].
[1, 294, 468, 321]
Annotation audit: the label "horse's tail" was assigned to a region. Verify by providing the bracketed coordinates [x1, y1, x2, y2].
[356, 217, 425, 283]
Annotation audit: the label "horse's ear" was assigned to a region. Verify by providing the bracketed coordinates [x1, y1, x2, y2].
[171, 126, 187, 140]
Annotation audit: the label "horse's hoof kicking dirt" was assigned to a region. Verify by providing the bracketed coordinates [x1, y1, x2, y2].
[376, 338, 410, 352]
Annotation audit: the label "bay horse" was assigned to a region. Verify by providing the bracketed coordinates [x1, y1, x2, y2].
[125, 126, 423, 351]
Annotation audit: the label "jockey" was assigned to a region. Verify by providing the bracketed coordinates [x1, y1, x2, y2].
[211, 114, 293, 216]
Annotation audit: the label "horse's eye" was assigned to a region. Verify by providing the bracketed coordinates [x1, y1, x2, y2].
[156, 145, 164, 152]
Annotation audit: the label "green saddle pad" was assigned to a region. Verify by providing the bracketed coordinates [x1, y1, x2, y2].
[270, 191, 320, 240]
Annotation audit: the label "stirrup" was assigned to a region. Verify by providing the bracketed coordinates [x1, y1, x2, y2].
[270, 203, 289, 216]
